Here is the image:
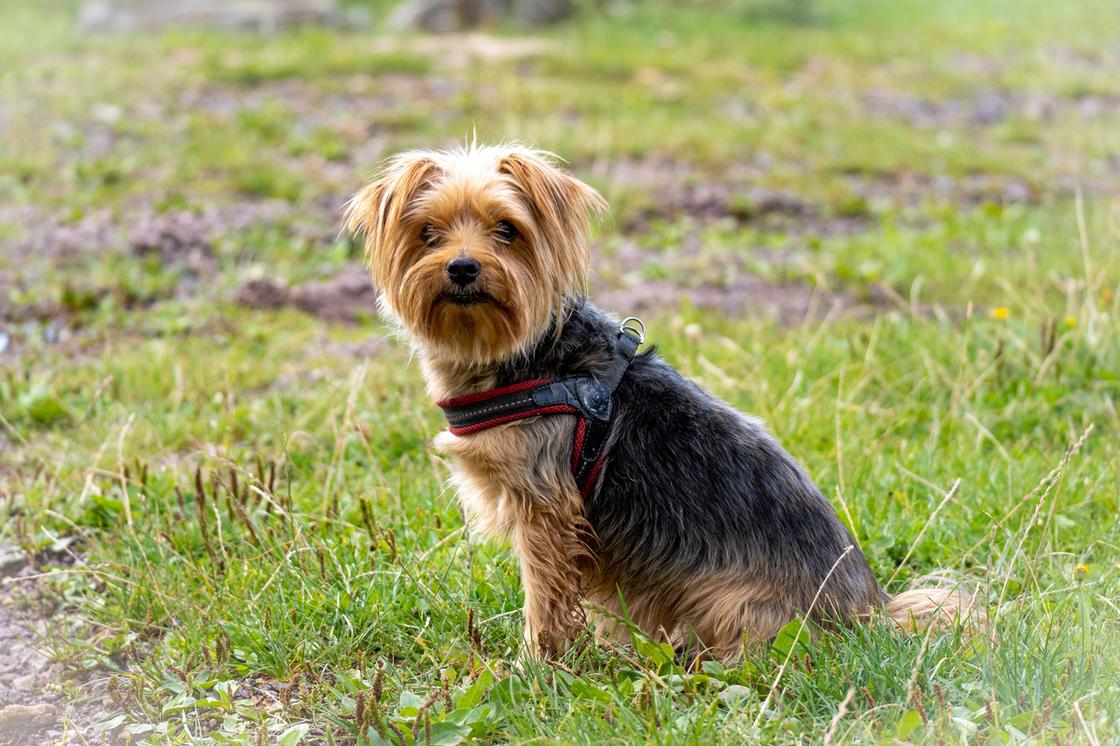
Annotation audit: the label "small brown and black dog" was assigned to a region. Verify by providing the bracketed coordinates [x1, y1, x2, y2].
[345, 143, 977, 660]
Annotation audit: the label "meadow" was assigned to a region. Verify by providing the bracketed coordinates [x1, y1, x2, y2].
[1, 0, 1118, 742]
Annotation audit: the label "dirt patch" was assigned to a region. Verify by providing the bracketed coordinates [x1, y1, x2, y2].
[0, 548, 112, 745]
[5, 202, 291, 266]
[841, 170, 1037, 209]
[179, 73, 461, 133]
[628, 183, 870, 238]
[372, 33, 557, 64]
[1041, 45, 1120, 76]
[862, 90, 1016, 128]
[591, 237, 885, 323]
[653, 183, 812, 223]
[862, 89, 1120, 129]
[235, 262, 375, 322]
[128, 210, 220, 271]
[0, 200, 298, 326]
[7, 209, 121, 263]
[592, 274, 864, 323]
[605, 156, 869, 235]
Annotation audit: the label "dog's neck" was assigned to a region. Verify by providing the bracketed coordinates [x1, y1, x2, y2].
[418, 351, 502, 402]
[415, 306, 578, 402]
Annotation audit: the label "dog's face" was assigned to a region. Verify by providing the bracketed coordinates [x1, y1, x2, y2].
[345, 145, 607, 365]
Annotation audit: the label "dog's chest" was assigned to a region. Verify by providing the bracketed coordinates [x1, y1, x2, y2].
[435, 428, 526, 541]
[434, 418, 573, 541]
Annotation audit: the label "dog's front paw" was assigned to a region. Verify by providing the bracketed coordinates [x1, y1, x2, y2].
[522, 620, 581, 661]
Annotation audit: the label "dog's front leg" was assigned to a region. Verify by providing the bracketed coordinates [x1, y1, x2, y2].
[512, 495, 594, 659]
[437, 422, 596, 659]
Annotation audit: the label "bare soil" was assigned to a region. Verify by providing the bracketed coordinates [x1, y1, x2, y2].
[592, 274, 864, 323]
[0, 201, 297, 326]
[0, 549, 111, 745]
[235, 262, 376, 322]
[13, 202, 293, 265]
[861, 89, 1120, 129]
[592, 236, 886, 323]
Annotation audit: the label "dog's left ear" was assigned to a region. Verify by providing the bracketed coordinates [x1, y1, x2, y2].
[344, 152, 439, 286]
[498, 148, 608, 252]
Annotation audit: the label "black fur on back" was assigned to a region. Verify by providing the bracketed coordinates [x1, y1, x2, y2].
[494, 302, 883, 619]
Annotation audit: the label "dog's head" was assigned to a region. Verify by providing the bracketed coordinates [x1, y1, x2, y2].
[345, 144, 607, 365]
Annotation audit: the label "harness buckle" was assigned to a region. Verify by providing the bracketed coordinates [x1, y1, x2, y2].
[619, 316, 646, 344]
[575, 378, 612, 421]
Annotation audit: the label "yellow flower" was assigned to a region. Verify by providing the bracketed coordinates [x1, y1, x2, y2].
[1074, 563, 1090, 580]
[1065, 315, 1077, 327]
[991, 307, 1011, 320]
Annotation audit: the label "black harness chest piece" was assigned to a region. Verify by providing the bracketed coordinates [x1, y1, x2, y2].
[575, 378, 612, 420]
[436, 318, 644, 497]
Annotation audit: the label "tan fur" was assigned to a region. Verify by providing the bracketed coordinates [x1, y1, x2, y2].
[586, 571, 807, 660]
[886, 587, 987, 637]
[346, 143, 608, 656]
[437, 415, 596, 656]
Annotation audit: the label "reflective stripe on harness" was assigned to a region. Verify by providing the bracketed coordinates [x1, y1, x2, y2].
[436, 318, 644, 497]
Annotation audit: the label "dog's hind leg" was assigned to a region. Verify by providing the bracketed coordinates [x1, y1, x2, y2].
[583, 581, 679, 649]
[670, 573, 795, 661]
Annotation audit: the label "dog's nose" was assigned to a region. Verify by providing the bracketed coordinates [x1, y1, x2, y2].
[446, 257, 481, 287]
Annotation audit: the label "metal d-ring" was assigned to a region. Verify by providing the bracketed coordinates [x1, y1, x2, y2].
[619, 316, 646, 344]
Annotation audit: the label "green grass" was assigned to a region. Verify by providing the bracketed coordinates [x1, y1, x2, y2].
[2, 0, 1119, 743]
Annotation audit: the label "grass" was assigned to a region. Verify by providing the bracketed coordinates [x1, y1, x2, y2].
[1, 0, 1119, 743]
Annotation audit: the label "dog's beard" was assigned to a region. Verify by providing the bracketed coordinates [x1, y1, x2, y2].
[391, 260, 539, 367]
[423, 299, 528, 366]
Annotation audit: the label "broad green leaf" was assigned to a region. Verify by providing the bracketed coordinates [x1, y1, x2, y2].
[366, 727, 396, 746]
[771, 619, 810, 660]
[718, 685, 754, 705]
[569, 678, 611, 703]
[896, 709, 922, 740]
[398, 690, 425, 716]
[277, 723, 310, 746]
[427, 721, 471, 745]
[454, 669, 493, 710]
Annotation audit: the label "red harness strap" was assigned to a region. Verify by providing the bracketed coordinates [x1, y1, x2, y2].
[438, 378, 575, 436]
[436, 319, 644, 497]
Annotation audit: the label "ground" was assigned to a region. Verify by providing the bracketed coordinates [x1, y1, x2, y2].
[1, 0, 1119, 743]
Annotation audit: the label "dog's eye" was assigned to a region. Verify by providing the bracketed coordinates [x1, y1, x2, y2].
[420, 224, 438, 247]
[494, 220, 518, 243]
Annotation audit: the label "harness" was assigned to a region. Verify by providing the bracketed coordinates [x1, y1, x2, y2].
[436, 318, 645, 498]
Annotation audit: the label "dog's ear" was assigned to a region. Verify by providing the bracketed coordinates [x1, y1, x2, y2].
[345, 152, 439, 283]
[498, 148, 608, 300]
[498, 149, 608, 245]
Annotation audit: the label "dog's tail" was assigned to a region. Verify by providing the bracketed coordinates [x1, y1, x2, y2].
[882, 578, 990, 638]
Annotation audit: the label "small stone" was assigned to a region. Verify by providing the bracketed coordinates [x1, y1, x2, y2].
[78, 0, 341, 33]
[0, 544, 26, 574]
[0, 703, 57, 730]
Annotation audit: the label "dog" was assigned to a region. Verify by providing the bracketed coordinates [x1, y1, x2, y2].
[345, 143, 978, 660]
